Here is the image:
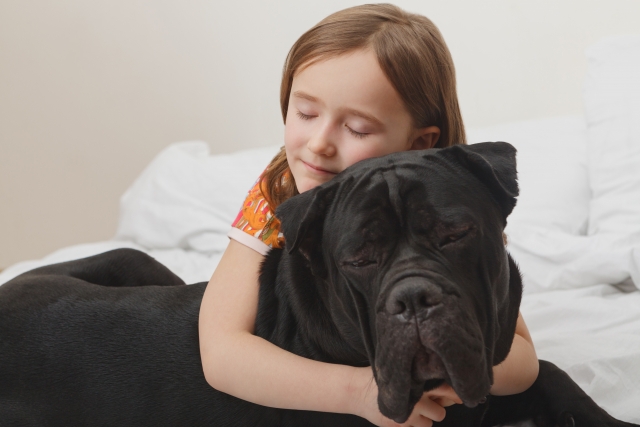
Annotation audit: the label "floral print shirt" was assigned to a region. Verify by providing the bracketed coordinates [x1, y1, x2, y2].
[228, 172, 284, 255]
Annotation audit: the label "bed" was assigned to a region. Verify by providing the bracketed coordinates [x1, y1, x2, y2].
[2, 36, 639, 423]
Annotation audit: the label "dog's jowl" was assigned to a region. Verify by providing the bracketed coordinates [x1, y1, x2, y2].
[0, 142, 635, 427]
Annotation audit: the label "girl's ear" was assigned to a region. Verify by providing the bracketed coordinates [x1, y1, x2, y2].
[410, 126, 440, 150]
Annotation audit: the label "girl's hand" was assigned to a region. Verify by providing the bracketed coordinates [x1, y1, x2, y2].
[349, 367, 462, 427]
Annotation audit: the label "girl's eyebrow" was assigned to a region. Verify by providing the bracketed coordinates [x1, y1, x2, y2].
[293, 91, 322, 104]
[293, 90, 384, 128]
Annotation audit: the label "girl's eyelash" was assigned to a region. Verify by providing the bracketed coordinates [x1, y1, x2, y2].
[296, 110, 368, 139]
[345, 125, 368, 139]
[296, 110, 313, 120]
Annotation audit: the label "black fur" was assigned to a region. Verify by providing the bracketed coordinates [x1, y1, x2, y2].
[0, 143, 636, 427]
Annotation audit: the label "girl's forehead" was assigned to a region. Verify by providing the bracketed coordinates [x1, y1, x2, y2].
[292, 49, 387, 94]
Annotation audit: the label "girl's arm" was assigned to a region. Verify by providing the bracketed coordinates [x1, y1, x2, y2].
[199, 240, 355, 413]
[490, 312, 539, 396]
[198, 240, 455, 426]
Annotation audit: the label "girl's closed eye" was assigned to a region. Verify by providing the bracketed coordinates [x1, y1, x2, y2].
[296, 110, 314, 120]
[296, 108, 371, 139]
[345, 124, 369, 139]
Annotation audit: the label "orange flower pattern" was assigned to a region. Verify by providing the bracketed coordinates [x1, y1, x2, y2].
[232, 175, 285, 249]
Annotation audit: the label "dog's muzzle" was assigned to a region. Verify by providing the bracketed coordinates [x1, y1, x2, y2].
[374, 276, 491, 423]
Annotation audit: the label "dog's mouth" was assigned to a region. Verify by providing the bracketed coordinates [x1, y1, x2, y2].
[376, 344, 450, 423]
[374, 294, 492, 424]
[423, 378, 445, 392]
[411, 345, 448, 387]
[414, 347, 447, 404]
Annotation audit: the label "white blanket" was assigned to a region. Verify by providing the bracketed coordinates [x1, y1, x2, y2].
[522, 286, 640, 422]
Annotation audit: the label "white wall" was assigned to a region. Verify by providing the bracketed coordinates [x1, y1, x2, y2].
[1, 0, 639, 268]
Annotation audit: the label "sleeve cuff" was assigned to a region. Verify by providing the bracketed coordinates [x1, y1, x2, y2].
[227, 228, 271, 256]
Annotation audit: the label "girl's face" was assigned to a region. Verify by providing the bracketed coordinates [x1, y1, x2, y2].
[284, 48, 440, 193]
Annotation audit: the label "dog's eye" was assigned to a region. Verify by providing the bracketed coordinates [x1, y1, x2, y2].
[439, 228, 471, 248]
[347, 260, 376, 268]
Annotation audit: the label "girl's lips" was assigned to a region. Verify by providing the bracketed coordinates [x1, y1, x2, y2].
[302, 160, 337, 175]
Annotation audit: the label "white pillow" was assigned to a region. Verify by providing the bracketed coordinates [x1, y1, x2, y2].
[468, 115, 590, 236]
[468, 117, 640, 293]
[584, 35, 640, 236]
[115, 141, 280, 253]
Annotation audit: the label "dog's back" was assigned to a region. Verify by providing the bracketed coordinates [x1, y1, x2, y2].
[1, 279, 183, 422]
[0, 250, 282, 426]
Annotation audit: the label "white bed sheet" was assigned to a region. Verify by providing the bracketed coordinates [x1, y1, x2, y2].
[521, 285, 640, 423]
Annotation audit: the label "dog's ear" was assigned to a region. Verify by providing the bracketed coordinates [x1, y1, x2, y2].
[275, 183, 338, 276]
[439, 142, 519, 220]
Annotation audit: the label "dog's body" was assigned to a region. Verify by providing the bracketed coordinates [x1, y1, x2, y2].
[0, 143, 636, 427]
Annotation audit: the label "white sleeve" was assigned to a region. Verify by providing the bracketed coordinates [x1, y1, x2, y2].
[227, 228, 271, 256]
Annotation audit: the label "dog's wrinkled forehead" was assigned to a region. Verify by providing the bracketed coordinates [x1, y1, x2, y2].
[333, 142, 517, 221]
[275, 142, 518, 255]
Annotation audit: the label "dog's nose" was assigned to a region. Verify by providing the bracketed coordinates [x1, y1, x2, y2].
[385, 279, 443, 318]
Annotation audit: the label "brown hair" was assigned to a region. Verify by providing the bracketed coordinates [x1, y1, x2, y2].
[262, 3, 466, 209]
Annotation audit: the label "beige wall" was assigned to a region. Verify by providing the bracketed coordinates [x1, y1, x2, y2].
[1, 0, 639, 269]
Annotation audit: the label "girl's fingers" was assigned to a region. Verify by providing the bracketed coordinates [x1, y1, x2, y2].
[416, 416, 434, 427]
[432, 397, 456, 407]
[424, 383, 463, 405]
[411, 415, 434, 427]
[400, 414, 433, 427]
[374, 384, 462, 427]
[400, 396, 446, 426]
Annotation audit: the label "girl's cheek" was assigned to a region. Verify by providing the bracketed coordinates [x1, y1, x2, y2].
[346, 141, 389, 165]
[284, 118, 305, 150]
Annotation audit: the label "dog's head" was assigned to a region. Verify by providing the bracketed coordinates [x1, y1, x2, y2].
[276, 142, 522, 423]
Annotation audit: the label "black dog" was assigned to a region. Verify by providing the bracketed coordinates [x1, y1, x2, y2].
[0, 142, 636, 427]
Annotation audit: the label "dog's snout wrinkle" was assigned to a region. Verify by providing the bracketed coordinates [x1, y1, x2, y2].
[385, 279, 443, 319]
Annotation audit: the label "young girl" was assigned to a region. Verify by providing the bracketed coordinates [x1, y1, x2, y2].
[199, 4, 539, 427]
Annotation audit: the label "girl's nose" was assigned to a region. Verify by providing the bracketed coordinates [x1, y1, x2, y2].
[307, 126, 336, 157]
